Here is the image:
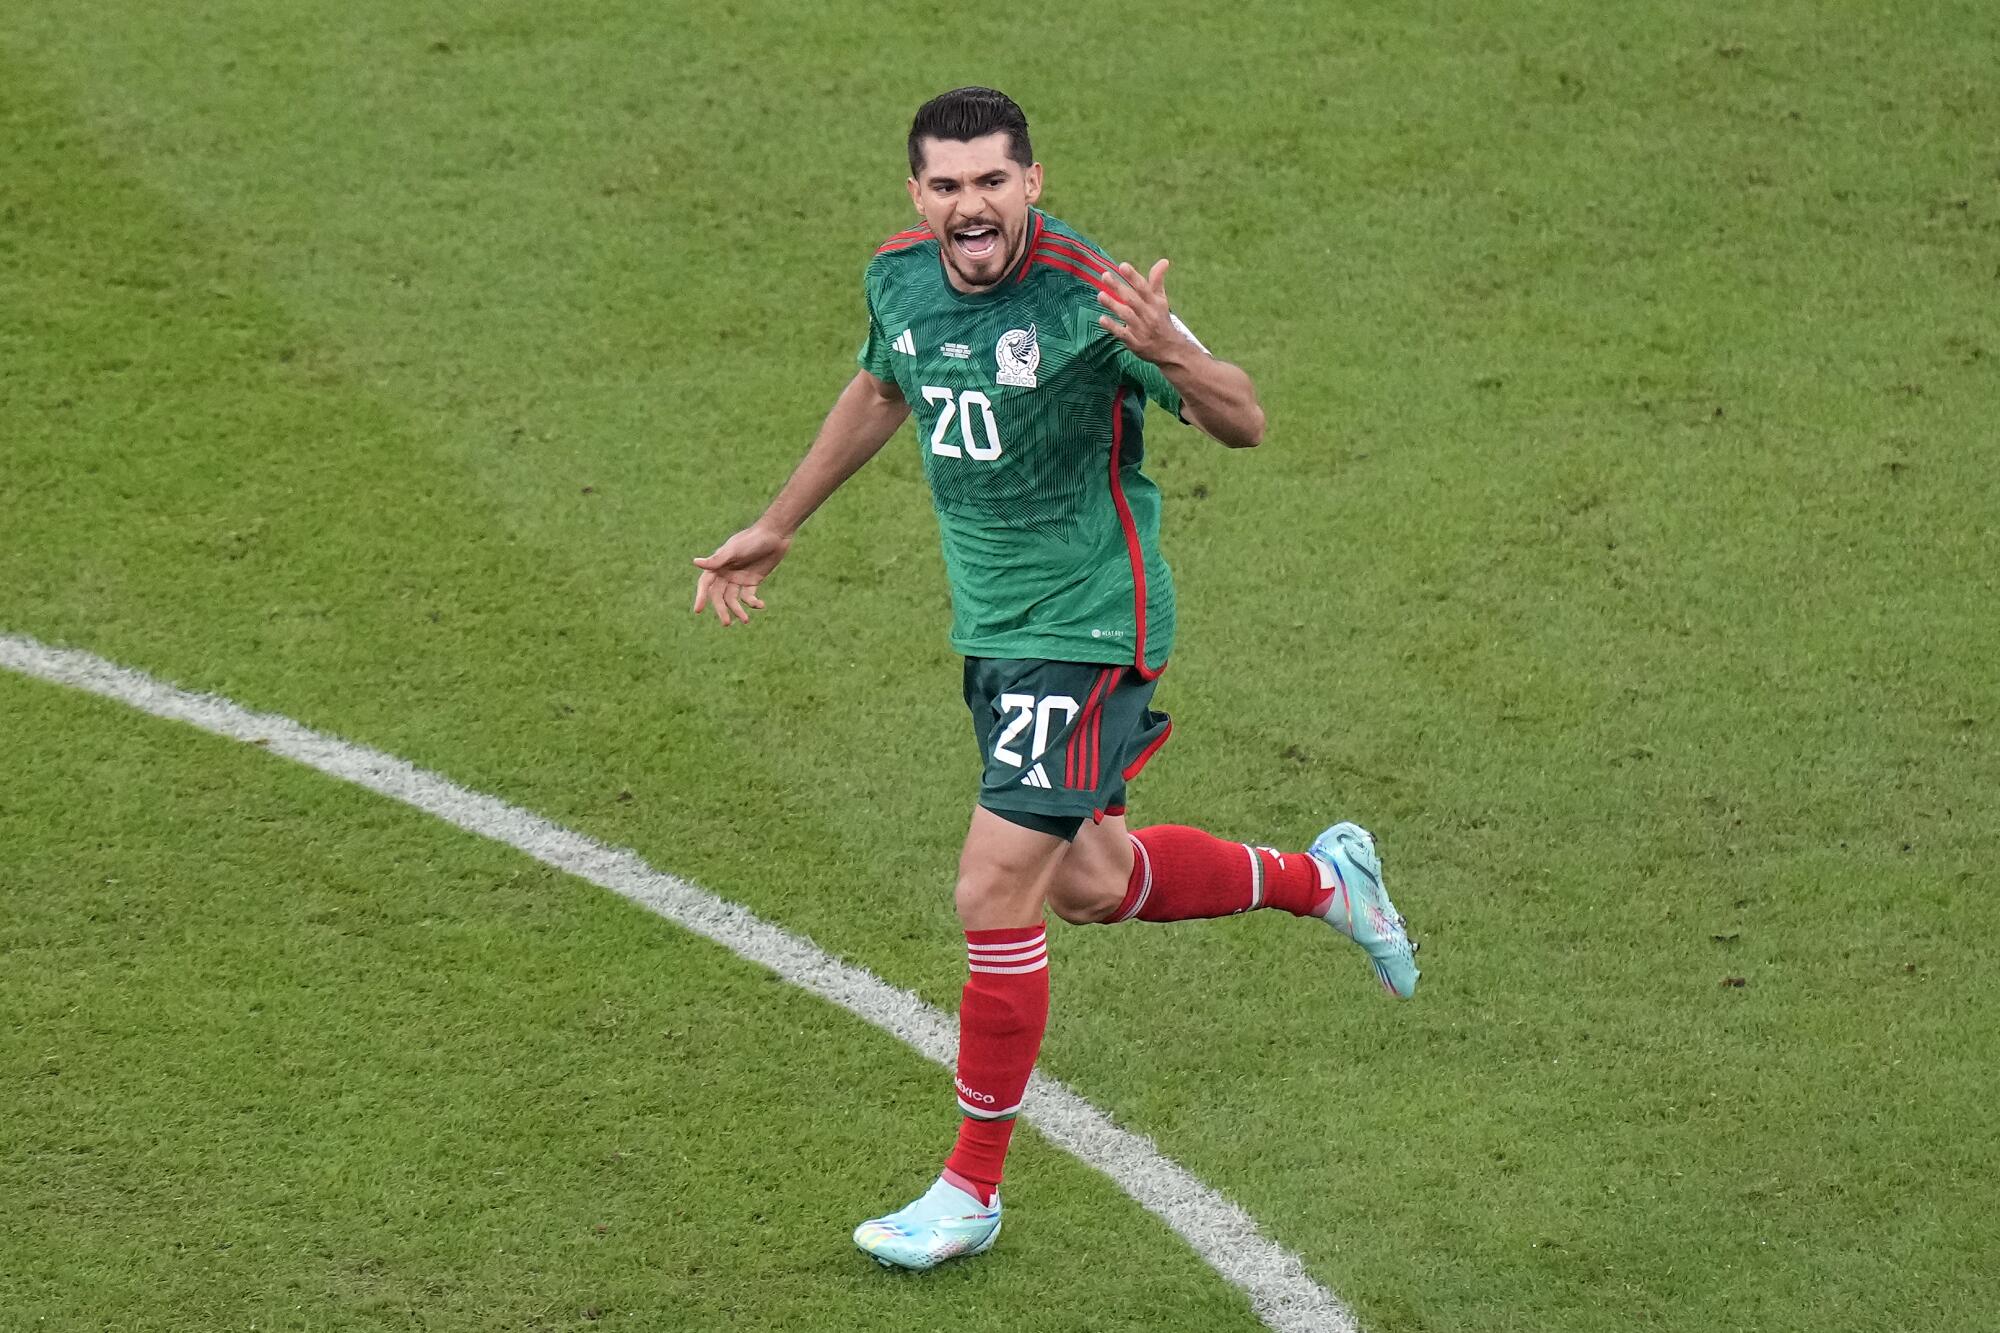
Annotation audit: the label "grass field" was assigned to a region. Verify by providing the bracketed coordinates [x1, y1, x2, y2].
[4, 2, 1998, 1330]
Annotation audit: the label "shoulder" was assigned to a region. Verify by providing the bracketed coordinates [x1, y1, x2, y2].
[866, 224, 936, 277]
[862, 226, 937, 310]
[1022, 213, 1121, 301]
[873, 222, 935, 256]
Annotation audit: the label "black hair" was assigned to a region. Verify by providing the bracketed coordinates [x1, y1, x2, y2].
[906, 87, 1033, 178]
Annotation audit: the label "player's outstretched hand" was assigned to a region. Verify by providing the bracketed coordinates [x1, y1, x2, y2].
[692, 523, 791, 626]
[1096, 259, 1194, 366]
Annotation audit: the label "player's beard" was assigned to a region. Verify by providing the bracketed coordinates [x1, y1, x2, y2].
[941, 214, 1025, 291]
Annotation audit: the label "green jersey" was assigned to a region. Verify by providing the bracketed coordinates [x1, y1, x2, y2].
[857, 209, 1187, 676]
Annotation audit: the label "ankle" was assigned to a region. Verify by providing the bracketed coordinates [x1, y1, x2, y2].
[940, 1166, 996, 1206]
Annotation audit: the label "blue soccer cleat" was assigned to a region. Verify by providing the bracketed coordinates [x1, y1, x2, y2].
[1309, 821, 1420, 999]
[853, 1177, 1002, 1271]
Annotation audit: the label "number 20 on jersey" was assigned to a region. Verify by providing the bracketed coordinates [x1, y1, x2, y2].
[922, 386, 1003, 461]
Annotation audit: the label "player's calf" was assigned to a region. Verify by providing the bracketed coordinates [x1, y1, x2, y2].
[1095, 820, 1421, 999]
[1108, 824, 1329, 922]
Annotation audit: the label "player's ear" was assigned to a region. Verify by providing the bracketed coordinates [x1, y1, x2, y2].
[1024, 162, 1043, 205]
[905, 176, 922, 212]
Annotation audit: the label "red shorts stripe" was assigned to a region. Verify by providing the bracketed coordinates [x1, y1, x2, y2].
[1122, 718, 1173, 781]
[1089, 669, 1114, 787]
[1099, 667, 1118, 785]
[1067, 667, 1116, 792]
[1066, 669, 1112, 789]
[1093, 672, 1114, 775]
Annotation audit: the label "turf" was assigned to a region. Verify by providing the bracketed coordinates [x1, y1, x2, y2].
[0, 671, 1263, 1331]
[4, 1, 1998, 1330]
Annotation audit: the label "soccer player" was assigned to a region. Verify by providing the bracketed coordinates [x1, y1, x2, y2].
[692, 87, 1418, 1271]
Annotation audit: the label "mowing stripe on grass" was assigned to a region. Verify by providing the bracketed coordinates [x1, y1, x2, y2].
[0, 630, 1359, 1333]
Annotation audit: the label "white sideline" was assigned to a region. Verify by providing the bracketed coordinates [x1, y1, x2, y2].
[0, 631, 1360, 1333]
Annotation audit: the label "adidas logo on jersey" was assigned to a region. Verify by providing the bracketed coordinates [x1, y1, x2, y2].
[1019, 762, 1053, 789]
[892, 329, 916, 356]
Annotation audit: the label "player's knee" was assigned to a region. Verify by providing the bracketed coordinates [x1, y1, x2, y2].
[953, 860, 1043, 927]
[1047, 890, 1115, 925]
[1046, 867, 1126, 925]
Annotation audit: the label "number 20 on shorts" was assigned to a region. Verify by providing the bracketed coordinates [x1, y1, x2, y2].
[993, 693, 1079, 768]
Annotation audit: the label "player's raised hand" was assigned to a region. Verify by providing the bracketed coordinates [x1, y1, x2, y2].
[692, 523, 791, 626]
[1097, 259, 1195, 366]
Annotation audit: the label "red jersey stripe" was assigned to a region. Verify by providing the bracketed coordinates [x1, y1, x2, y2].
[1106, 388, 1164, 680]
[874, 226, 933, 254]
[1014, 213, 1047, 283]
[1035, 232, 1116, 275]
[1030, 251, 1120, 301]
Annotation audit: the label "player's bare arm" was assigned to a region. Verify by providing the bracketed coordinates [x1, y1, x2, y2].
[691, 368, 908, 626]
[1098, 259, 1266, 448]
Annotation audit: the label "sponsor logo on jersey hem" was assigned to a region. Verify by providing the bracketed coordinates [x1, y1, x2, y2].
[943, 342, 971, 360]
[893, 329, 916, 356]
[996, 324, 1040, 388]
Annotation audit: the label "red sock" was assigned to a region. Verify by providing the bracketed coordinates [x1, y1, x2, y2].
[1112, 825, 1328, 922]
[942, 925, 1049, 1205]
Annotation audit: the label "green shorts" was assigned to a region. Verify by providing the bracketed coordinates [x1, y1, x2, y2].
[963, 657, 1173, 841]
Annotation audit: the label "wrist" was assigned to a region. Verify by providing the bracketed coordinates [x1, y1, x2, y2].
[755, 512, 802, 542]
[1148, 341, 1201, 376]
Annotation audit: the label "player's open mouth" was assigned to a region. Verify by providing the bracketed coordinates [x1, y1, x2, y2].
[953, 226, 1000, 260]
